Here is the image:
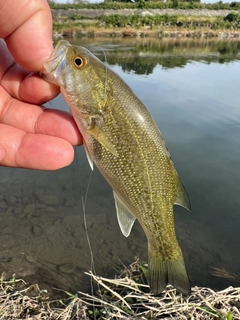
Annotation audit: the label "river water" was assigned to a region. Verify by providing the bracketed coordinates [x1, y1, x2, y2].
[1, 37, 240, 294]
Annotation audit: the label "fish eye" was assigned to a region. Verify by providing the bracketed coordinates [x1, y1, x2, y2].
[73, 56, 87, 68]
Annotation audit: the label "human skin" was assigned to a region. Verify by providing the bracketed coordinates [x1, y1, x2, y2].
[0, 0, 83, 170]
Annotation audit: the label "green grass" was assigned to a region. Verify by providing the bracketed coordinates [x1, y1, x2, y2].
[48, 0, 240, 11]
[52, 13, 240, 31]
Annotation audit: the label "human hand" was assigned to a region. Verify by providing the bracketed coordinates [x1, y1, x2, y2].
[0, 0, 82, 170]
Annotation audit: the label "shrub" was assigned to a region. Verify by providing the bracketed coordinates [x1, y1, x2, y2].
[224, 12, 239, 22]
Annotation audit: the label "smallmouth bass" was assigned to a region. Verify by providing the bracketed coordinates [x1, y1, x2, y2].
[42, 40, 191, 295]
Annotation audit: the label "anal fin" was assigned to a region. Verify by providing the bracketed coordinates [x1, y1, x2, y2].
[113, 191, 136, 237]
[174, 172, 191, 211]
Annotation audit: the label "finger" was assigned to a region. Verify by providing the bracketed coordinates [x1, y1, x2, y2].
[3, 65, 60, 105]
[0, 91, 82, 146]
[36, 109, 83, 146]
[0, 124, 75, 170]
[0, 38, 59, 105]
[0, 0, 53, 71]
[18, 73, 60, 104]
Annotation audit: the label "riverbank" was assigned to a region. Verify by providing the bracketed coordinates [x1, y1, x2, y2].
[1, 261, 240, 319]
[52, 8, 240, 38]
[56, 27, 240, 39]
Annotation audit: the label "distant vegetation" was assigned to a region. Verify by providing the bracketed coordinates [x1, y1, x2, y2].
[48, 0, 240, 35]
[100, 13, 240, 29]
[52, 12, 240, 33]
[47, 0, 240, 10]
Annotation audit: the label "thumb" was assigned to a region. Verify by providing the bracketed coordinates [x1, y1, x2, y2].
[0, 0, 53, 71]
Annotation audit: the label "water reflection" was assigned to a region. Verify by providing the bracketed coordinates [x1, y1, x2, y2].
[68, 37, 240, 73]
[1, 37, 240, 293]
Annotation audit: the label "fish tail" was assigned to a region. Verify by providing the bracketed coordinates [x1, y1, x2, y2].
[148, 249, 190, 295]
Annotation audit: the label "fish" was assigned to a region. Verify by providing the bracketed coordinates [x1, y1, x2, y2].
[41, 40, 191, 295]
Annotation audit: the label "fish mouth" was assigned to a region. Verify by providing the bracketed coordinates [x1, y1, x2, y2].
[41, 40, 71, 86]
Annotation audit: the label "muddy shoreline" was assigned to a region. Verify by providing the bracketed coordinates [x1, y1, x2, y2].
[55, 28, 240, 39]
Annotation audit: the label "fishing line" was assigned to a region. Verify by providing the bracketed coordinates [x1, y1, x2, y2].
[89, 45, 108, 106]
[102, 49, 108, 102]
[75, 147, 97, 278]
[96, 46, 108, 102]
[75, 146, 102, 318]
[81, 171, 97, 278]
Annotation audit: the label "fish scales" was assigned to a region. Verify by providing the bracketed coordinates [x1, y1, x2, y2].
[42, 40, 191, 295]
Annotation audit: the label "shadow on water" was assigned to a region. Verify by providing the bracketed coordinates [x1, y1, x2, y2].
[1, 37, 240, 294]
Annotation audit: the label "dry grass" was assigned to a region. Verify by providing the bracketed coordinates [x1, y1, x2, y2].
[0, 262, 240, 319]
[210, 267, 240, 283]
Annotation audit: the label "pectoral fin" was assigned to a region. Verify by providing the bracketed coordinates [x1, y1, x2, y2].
[87, 125, 117, 157]
[113, 191, 136, 237]
[174, 173, 191, 211]
[84, 142, 94, 170]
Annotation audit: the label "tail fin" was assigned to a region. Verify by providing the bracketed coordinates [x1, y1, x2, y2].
[148, 249, 190, 295]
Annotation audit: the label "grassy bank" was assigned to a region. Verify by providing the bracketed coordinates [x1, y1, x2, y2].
[52, 19, 240, 39]
[52, 7, 240, 38]
[1, 261, 240, 319]
[48, 0, 240, 11]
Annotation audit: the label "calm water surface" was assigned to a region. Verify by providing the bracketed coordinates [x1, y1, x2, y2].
[1, 38, 240, 293]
